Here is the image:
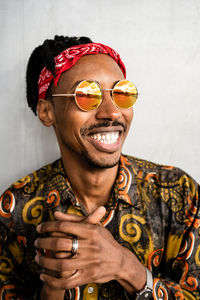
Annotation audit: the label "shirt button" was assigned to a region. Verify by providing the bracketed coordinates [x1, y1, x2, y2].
[88, 286, 94, 294]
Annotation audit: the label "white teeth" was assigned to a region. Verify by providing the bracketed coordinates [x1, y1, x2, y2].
[106, 133, 110, 140]
[91, 132, 119, 144]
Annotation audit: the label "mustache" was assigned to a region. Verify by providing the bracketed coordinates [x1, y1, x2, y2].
[80, 120, 127, 136]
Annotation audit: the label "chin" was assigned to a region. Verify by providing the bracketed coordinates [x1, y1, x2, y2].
[81, 150, 121, 169]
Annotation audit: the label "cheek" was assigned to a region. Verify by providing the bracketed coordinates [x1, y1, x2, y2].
[55, 102, 93, 136]
[67, 110, 94, 130]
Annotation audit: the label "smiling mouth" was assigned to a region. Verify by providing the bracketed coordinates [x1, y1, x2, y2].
[81, 121, 125, 153]
[91, 131, 119, 144]
[85, 129, 122, 153]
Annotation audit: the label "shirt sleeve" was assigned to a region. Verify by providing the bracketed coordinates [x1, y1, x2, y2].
[149, 175, 200, 299]
[0, 187, 42, 300]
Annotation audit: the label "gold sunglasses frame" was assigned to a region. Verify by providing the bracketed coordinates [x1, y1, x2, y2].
[51, 80, 138, 111]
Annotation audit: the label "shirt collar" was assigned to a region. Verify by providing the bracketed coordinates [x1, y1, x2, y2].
[115, 155, 141, 208]
[45, 154, 141, 211]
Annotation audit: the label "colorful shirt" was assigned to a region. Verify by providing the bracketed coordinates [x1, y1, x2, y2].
[0, 155, 199, 299]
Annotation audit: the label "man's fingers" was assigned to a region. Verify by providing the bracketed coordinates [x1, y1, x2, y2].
[54, 206, 106, 225]
[54, 211, 84, 222]
[35, 236, 98, 254]
[41, 270, 77, 281]
[40, 268, 113, 290]
[85, 206, 106, 224]
[51, 232, 70, 237]
[36, 254, 96, 272]
[35, 237, 74, 252]
[37, 221, 94, 238]
[54, 252, 72, 259]
[36, 207, 106, 244]
[40, 270, 80, 290]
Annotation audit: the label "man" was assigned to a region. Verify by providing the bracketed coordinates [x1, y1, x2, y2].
[0, 35, 199, 300]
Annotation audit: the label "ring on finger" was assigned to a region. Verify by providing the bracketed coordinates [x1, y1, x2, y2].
[71, 237, 79, 255]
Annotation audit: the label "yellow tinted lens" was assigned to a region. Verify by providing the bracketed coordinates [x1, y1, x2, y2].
[112, 80, 138, 109]
[75, 80, 102, 111]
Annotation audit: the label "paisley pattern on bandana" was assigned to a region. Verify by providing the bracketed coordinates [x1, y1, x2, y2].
[0, 155, 199, 299]
[38, 43, 126, 100]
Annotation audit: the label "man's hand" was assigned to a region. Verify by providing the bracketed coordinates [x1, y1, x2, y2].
[36, 207, 106, 300]
[35, 206, 146, 297]
[35, 206, 125, 288]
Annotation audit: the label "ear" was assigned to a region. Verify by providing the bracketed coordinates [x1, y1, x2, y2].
[37, 99, 55, 127]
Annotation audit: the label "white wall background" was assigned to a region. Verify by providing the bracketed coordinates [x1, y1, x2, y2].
[0, 0, 200, 194]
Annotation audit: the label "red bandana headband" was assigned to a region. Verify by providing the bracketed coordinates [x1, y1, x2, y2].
[38, 43, 126, 99]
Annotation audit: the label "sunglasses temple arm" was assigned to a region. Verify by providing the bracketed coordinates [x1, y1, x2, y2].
[51, 93, 76, 97]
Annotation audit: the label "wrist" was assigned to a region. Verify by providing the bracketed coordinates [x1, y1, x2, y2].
[40, 284, 65, 300]
[117, 246, 146, 293]
[135, 268, 153, 299]
[124, 268, 153, 300]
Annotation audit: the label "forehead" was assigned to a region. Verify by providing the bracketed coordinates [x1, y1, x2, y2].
[55, 54, 125, 91]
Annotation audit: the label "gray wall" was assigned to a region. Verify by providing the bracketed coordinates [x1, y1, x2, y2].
[0, 0, 200, 193]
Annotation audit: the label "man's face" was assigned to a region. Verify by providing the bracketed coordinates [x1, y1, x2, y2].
[51, 54, 133, 169]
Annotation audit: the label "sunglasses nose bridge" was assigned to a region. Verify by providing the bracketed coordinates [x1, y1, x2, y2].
[101, 88, 115, 106]
[95, 89, 122, 119]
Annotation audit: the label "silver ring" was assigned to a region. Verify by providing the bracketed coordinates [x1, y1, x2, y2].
[71, 238, 79, 255]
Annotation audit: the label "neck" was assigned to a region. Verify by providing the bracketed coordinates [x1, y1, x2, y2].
[61, 151, 119, 214]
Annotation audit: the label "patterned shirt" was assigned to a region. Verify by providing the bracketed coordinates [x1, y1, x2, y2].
[0, 155, 199, 300]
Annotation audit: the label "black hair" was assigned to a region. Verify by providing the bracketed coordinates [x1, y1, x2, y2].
[26, 35, 93, 115]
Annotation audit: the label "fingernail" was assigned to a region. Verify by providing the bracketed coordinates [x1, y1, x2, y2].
[34, 240, 38, 247]
[40, 274, 45, 282]
[35, 255, 39, 263]
[36, 224, 41, 232]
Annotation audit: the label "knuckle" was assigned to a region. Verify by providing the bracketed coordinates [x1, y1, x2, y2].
[57, 221, 66, 232]
[92, 246, 101, 258]
[50, 280, 59, 289]
[92, 250, 101, 263]
[85, 223, 95, 232]
[89, 228, 99, 242]
[60, 270, 73, 278]
[57, 260, 68, 272]
[90, 233, 100, 247]
[60, 271, 66, 278]
[89, 231, 96, 242]
[89, 241, 100, 253]
[54, 238, 60, 249]
[95, 224, 101, 231]
[90, 269, 97, 282]
[39, 222, 50, 232]
[54, 238, 65, 250]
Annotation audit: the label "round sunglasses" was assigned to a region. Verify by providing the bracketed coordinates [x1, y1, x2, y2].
[51, 80, 138, 112]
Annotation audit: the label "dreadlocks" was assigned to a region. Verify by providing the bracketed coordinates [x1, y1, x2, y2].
[26, 35, 93, 115]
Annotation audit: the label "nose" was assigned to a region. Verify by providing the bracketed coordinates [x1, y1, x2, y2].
[95, 90, 122, 121]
